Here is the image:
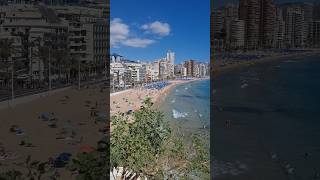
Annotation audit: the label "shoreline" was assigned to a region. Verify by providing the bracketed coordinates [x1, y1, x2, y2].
[153, 79, 197, 108]
[110, 79, 206, 116]
[213, 50, 320, 77]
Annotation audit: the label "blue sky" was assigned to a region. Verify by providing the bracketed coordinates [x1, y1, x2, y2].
[110, 0, 210, 63]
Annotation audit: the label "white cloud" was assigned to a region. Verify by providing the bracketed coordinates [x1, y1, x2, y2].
[122, 38, 155, 48]
[110, 18, 129, 47]
[111, 18, 170, 48]
[141, 21, 171, 36]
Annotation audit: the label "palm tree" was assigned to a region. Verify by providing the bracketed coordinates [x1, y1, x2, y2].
[0, 38, 14, 84]
[52, 49, 70, 83]
[68, 55, 78, 84]
[0, 38, 15, 102]
[29, 37, 41, 88]
[38, 45, 55, 91]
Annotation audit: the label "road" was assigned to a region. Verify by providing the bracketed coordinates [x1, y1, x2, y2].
[0, 77, 109, 102]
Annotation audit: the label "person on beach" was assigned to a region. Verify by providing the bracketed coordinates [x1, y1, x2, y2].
[225, 119, 231, 128]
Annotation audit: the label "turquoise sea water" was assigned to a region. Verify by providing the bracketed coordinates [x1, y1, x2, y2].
[159, 79, 210, 136]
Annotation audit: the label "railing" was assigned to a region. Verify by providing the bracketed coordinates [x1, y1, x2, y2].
[110, 167, 147, 180]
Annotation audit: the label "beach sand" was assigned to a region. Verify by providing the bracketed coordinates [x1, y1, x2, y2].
[213, 50, 320, 76]
[0, 84, 107, 178]
[110, 80, 194, 117]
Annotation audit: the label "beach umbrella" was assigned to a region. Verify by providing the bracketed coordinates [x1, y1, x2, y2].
[57, 153, 72, 161]
[79, 145, 95, 153]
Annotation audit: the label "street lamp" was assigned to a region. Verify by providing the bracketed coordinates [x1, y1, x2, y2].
[48, 48, 52, 92]
[10, 57, 14, 102]
[78, 57, 81, 90]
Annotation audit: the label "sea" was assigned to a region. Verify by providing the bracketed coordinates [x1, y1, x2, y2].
[213, 54, 320, 180]
[159, 79, 210, 137]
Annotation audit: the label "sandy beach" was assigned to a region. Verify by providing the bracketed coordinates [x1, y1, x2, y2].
[110, 80, 198, 116]
[0, 84, 107, 177]
[213, 50, 320, 76]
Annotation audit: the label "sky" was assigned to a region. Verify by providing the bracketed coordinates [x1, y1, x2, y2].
[110, 0, 210, 63]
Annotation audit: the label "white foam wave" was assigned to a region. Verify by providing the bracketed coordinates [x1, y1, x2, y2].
[171, 98, 176, 103]
[285, 60, 296, 63]
[241, 83, 248, 89]
[172, 109, 188, 119]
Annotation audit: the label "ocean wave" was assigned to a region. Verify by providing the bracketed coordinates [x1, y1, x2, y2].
[241, 83, 248, 89]
[241, 79, 248, 83]
[171, 98, 176, 103]
[184, 87, 188, 90]
[172, 109, 188, 119]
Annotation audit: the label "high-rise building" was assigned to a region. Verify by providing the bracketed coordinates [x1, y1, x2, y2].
[110, 53, 123, 63]
[199, 62, 209, 77]
[310, 20, 320, 48]
[273, 7, 285, 48]
[302, 3, 314, 47]
[213, 9, 223, 38]
[152, 60, 160, 80]
[174, 64, 183, 77]
[124, 60, 142, 82]
[239, 0, 261, 50]
[261, 0, 276, 48]
[223, 4, 239, 50]
[230, 19, 245, 49]
[224, 3, 238, 19]
[213, 8, 224, 49]
[313, 2, 320, 20]
[210, 2, 214, 68]
[184, 60, 195, 77]
[239, 0, 277, 49]
[139, 63, 147, 83]
[166, 49, 175, 78]
[283, 5, 304, 48]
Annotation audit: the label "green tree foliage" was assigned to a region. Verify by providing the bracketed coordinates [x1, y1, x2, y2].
[67, 136, 110, 180]
[111, 97, 209, 179]
[187, 135, 210, 179]
[68, 152, 109, 180]
[0, 156, 57, 180]
[0, 169, 23, 180]
[111, 97, 171, 176]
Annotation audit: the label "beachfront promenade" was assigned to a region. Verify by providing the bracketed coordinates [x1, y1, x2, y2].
[0, 77, 108, 103]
